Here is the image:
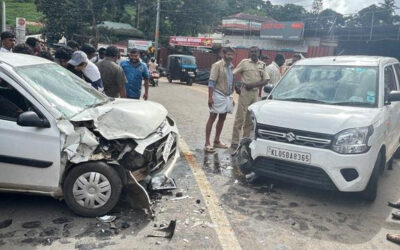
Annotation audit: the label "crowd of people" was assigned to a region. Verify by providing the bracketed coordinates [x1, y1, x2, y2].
[0, 31, 152, 101]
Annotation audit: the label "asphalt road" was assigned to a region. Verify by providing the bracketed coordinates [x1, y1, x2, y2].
[0, 78, 400, 250]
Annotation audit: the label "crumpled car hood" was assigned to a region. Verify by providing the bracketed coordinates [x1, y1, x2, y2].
[71, 98, 168, 140]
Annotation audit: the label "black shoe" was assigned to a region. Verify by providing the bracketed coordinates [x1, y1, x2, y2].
[392, 211, 400, 220]
[388, 201, 400, 209]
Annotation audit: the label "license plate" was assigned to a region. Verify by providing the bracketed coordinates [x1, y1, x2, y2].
[267, 147, 311, 164]
[163, 134, 175, 162]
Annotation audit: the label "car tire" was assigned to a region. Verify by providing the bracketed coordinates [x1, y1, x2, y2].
[187, 78, 193, 86]
[361, 152, 383, 201]
[168, 77, 172, 83]
[63, 162, 122, 217]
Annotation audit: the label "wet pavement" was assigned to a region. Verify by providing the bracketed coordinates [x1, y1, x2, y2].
[0, 79, 400, 249]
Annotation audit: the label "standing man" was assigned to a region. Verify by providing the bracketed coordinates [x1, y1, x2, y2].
[68, 51, 104, 91]
[204, 47, 235, 153]
[231, 46, 270, 150]
[120, 48, 150, 100]
[97, 46, 127, 98]
[261, 54, 285, 98]
[0, 31, 15, 53]
[25, 37, 41, 55]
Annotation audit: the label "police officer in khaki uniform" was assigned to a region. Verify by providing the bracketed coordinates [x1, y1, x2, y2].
[231, 46, 270, 149]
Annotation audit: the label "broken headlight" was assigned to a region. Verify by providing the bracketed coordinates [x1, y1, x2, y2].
[332, 126, 373, 154]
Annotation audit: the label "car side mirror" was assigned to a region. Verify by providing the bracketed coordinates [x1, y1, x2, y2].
[263, 84, 274, 94]
[388, 91, 400, 103]
[17, 111, 50, 128]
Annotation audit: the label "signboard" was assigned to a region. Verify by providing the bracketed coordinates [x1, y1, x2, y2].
[260, 22, 305, 41]
[169, 36, 213, 48]
[16, 17, 26, 44]
[128, 40, 152, 51]
[222, 19, 261, 31]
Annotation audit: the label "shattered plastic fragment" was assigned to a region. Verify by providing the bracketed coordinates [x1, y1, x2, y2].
[147, 220, 176, 239]
[171, 196, 190, 201]
[97, 215, 117, 223]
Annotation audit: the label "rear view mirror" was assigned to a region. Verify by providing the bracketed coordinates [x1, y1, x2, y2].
[388, 91, 400, 103]
[17, 111, 50, 128]
[263, 84, 274, 94]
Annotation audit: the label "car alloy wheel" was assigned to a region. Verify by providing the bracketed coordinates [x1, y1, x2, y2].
[72, 172, 112, 209]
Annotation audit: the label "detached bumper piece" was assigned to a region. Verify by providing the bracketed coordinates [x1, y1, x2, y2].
[150, 175, 177, 191]
[250, 157, 338, 190]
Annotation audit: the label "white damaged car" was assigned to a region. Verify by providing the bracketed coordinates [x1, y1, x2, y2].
[239, 56, 400, 201]
[0, 54, 179, 216]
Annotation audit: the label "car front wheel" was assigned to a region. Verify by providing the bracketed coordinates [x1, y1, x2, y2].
[63, 162, 122, 217]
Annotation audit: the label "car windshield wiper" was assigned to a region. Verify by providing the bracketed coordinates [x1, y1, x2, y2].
[330, 101, 373, 106]
[279, 98, 328, 104]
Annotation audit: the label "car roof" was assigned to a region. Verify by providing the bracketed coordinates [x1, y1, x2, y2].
[295, 56, 399, 67]
[0, 53, 53, 67]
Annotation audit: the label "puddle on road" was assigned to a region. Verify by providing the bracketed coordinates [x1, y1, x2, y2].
[0, 196, 150, 248]
[195, 148, 386, 245]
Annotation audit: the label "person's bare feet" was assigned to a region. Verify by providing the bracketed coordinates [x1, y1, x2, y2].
[387, 233, 400, 245]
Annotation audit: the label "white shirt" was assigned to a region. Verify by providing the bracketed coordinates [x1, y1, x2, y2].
[83, 60, 101, 82]
[0, 47, 11, 53]
[263, 62, 282, 98]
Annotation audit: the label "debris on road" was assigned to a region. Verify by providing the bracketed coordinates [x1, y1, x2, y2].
[0, 219, 12, 229]
[22, 221, 41, 229]
[388, 201, 400, 209]
[183, 238, 189, 243]
[387, 233, 400, 245]
[196, 199, 201, 204]
[147, 220, 176, 239]
[175, 190, 184, 197]
[171, 196, 191, 201]
[97, 215, 117, 223]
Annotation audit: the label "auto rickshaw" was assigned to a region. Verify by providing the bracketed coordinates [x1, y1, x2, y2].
[167, 54, 197, 86]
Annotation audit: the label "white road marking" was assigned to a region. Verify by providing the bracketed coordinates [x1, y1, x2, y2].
[179, 138, 242, 250]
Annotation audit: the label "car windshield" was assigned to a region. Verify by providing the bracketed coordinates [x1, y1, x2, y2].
[181, 56, 196, 65]
[271, 65, 379, 107]
[16, 63, 109, 118]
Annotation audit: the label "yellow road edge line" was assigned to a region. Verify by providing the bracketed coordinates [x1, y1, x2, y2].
[179, 138, 242, 250]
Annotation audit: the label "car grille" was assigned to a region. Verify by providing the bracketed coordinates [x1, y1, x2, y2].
[148, 133, 178, 173]
[252, 157, 337, 190]
[256, 124, 333, 149]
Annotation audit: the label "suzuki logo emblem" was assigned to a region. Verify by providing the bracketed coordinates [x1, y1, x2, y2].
[286, 132, 296, 142]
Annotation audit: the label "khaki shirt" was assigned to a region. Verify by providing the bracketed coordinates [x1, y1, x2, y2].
[209, 59, 233, 96]
[233, 58, 270, 85]
[97, 58, 127, 97]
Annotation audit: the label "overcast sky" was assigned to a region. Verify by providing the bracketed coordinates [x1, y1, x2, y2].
[270, 0, 400, 15]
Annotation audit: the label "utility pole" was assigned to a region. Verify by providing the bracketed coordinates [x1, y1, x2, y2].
[2, 1, 6, 32]
[154, 0, 160, 61]
[369, 11, 375, 41]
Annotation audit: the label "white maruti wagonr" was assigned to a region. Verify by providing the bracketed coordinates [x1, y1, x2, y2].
[0, 54, 180, 216]
[239, 56, 400, 201]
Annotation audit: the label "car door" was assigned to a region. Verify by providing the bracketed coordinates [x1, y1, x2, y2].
[383, 64, 400, 157]
[392, 63, 400, 153]
[0, 71, 61, 193]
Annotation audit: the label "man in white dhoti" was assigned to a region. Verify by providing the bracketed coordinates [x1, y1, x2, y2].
[204, 47, 235, 153]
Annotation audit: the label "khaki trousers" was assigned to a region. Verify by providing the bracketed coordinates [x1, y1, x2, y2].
[231, 88, 258, 145]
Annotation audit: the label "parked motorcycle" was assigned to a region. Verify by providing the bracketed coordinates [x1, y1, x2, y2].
[150, 71, 160, 87]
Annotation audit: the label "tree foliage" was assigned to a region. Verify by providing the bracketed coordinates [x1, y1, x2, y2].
[34, 0, 400, 46]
